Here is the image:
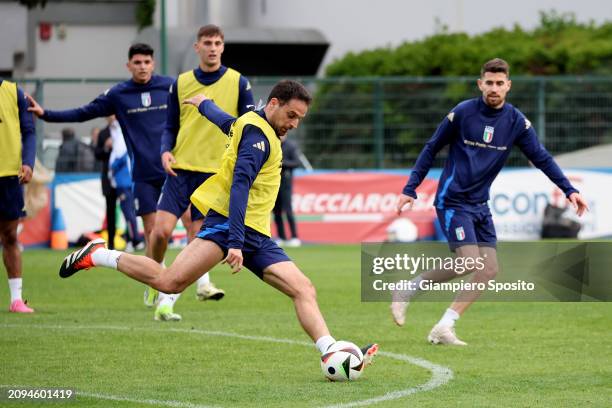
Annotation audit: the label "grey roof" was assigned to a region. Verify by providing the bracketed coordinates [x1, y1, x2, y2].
[223, 27, 328, 44]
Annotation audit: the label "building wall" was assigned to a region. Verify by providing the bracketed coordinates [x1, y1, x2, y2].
[26, 25, 138, 78]
[245, 0, 612, 73]
[0, 3, 28, 74]
[6, 0, 612, 143]
[12, 0, 612, 79]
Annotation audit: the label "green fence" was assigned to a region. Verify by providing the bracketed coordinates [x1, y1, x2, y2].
[17, 76, 612, 170]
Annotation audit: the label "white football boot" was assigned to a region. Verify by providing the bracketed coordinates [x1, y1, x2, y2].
[427, 324, 467, 346]
[390, 301, 409, 326]
[196, 282, 225, 301]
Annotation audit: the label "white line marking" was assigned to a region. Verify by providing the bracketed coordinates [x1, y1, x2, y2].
[0, 385, 217, 408]
[76, 390, 218, 408]
[1, 323, 453, 407]
[321, 351, 453, 408]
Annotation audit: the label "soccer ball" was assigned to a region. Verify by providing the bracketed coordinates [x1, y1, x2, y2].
[320, 341, 364, 381]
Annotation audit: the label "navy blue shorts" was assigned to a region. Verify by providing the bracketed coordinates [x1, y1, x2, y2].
[197, 210, 291, 279]
[0, 176, 25, 220]
[133, 177, 165, 216]
[157, 170, 212, 221]
[436, 205, 497, 251]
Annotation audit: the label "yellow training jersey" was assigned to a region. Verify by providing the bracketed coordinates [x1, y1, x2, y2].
[191, 111, 282, 237]
[173, 68, 241, 173]
[0, 80, 22, 176]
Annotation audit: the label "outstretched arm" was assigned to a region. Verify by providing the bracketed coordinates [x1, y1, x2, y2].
[182, 94, 236, 135]
[516, 122, 588, 216]
[398, 113, 456, 213]
[26, 91, 114, 122]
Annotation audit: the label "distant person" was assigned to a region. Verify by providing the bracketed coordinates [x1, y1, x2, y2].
[108, 116, 142, 252]
[391, 58, 589, 345]
[541, 203, 581, 238]
[94, 118, 117, 250]
[55, 128, 94, 172]
[273, 136, 302, 247]
[0, 79, 36, 313]
[89, 126, 102, 172]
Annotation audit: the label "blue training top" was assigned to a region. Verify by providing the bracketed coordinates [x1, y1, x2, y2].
[403, 97, 578, 210]
[41, 74, 173, 182]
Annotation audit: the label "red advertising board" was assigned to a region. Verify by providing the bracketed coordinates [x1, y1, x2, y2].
[278, 172, 439, 243]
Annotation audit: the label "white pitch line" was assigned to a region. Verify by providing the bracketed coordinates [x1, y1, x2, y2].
[320, 351, 453, 408]
[0, 385, 217, 408]
[1, 323, 453, 407]
[76, 390, 218, 408]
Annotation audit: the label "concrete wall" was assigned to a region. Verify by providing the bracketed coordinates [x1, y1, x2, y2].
[25, 25, 138, 78]
[0, 3, 28, 73]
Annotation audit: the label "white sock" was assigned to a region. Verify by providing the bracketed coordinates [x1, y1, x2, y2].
[315, 335, 336, 354]
[392, 275, 423, 303]
[158, 291, 181, 307]
[155, 260, 181, 307]
[409, 275, 424, 295]
[197, 272, 210, 286]
[8, 278, 22, 302]
[438, 308, 460, 327]
[91, 248, 122, 269]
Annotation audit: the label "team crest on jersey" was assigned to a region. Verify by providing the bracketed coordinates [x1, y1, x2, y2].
[455, 226, 465, 241]
[483, 126, 494, 143]
[141, 92, 152, 107]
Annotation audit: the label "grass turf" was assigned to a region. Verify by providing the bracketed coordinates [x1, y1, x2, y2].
[0, 245, 610, 407]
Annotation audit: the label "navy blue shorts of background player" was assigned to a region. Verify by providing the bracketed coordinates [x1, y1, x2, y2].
[436, 204, 497, 251]
[197, 210, 291, 279]
[133, 177, 165, 217]
[157, 170, 212, 221]
[0, 176, 25, 220]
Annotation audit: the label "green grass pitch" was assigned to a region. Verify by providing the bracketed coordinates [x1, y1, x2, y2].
[0, 245, 610, 407]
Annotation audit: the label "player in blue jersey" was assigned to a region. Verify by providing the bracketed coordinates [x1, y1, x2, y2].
[147, 24, 254, 321]
[0, 79, 36, 313]
[27, 44, 171, 255]
[58, 79, 378, 371]
[390, 58, 589, 345]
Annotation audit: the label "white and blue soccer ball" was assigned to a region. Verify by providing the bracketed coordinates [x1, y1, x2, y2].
[320, 341, 364, 381]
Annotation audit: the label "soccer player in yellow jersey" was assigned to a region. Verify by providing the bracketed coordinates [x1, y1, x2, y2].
[0, 79, 36, 313]
[148, 24, 254, 321]
[59, 80, 378, 369]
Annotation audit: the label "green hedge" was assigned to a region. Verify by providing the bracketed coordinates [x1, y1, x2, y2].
[300, 11, 612, 169]
[325, 11, 612, 77]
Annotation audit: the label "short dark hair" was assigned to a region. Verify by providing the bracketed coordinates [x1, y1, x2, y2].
[481, 58, 510, 77]
[128, 43, 154, 59]
[61, 127, 75, 141]
[267, 80, 312, 106]
[197, 24, 224, 41]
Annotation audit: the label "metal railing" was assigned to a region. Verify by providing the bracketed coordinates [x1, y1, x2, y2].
[15, 76, 612, 170]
